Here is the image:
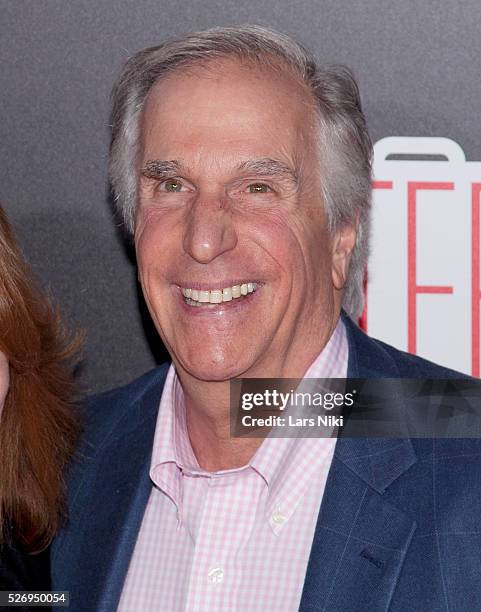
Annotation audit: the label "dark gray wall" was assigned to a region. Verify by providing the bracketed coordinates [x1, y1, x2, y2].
[1, 0, 480, 393]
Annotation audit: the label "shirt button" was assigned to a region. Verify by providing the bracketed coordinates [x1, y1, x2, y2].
[208, 567, 224, 584]
[272, 510, 286, 525]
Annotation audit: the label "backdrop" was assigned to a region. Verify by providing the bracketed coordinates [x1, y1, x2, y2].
[1, 0, 480, 393]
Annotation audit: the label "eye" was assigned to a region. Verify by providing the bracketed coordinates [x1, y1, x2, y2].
[162, 179, 184, 192]
[247, 183, 271, 194]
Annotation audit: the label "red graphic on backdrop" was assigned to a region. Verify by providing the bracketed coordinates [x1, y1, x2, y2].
[366, 138, 481, 376]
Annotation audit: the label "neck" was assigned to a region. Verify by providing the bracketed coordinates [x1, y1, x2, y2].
[182, 378, 262, 471]
[174, 310, 341, 471]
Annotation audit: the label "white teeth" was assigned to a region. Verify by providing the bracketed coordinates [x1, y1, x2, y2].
[181, 282, 258, 305]
[209, 290, 222, 304]
[185, 298, 218, 308]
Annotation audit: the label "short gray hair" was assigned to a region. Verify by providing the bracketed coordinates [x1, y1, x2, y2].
[109, 24, 372, 318]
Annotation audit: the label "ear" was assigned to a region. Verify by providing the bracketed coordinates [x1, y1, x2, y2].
[331, 222, 358, 290]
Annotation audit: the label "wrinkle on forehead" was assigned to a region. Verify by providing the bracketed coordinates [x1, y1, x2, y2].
[143, 55, 317, 127]
[140, 56, 321, 187]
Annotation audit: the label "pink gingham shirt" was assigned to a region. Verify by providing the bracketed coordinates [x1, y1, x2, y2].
[118, 318, 348, 612]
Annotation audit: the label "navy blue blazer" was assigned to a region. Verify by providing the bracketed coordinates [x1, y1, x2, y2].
[51, 314, 481, 611]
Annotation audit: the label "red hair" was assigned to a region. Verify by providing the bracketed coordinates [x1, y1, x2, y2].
[0, 205, 81, 552]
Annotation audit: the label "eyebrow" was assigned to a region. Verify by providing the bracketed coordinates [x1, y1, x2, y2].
[140, 160, 183, 179]
[140, 157, 298, 184]
[237, 158, 298, 183]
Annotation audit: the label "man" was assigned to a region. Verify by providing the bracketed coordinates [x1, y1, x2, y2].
[52, 25, 481, 611]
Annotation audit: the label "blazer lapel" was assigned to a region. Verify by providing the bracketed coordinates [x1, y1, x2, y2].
[53, 369, 166, 612]
[299, 314, 418, 611]
[298, 451, 417, 611]
[95, 380, 162, 612]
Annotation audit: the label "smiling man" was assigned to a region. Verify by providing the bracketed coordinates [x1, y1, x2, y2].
[133, 51, 357, 473]
[51, 25, 481, 612]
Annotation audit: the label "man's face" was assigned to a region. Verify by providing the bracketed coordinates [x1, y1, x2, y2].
[135, 59, 355, 381]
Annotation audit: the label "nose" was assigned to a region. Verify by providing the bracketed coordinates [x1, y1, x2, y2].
[183, 195, 237, 263]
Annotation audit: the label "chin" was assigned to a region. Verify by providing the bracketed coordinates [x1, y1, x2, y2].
[179, 351, 257, 382]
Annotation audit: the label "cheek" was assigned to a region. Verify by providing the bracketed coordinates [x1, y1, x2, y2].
[282, 218, 334, 304]
[297, 203, 333, 264]
[259, 209, 330, 278]
[247, 209, 302, 260]
[135, 209, 178, 269]
[0, 353, 9, 410]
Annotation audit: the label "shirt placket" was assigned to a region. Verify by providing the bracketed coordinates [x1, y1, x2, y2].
[184, 469, 263, 612]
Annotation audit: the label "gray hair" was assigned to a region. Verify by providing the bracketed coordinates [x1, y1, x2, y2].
[109, 24, 372, 319]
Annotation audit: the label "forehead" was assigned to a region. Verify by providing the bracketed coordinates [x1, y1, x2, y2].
[140, 57, 317, 164]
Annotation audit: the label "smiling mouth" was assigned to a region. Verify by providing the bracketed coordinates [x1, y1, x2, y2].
[181, 282, 258, 307]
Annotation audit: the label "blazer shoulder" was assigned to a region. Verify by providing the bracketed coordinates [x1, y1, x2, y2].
[373, 337, 470, 379]
[80, 363, 170, 446]
[342, 311, 470, 379]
